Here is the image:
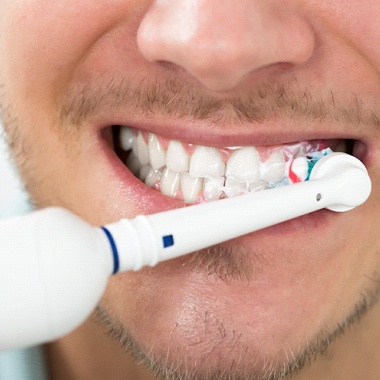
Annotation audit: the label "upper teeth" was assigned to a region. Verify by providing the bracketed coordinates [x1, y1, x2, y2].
[148, 133, 166, 170]
[225, 147, 261, 183]
[119, 126, 330, 203]
[167, 140, 190, 173]
[189, 146, 225, 179]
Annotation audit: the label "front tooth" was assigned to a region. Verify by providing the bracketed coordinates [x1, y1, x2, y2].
[180, 173, 203, 203]
[225, 147, 261, 184]
[260, 151, 286, 183]
[148, 133, 166, 169]
[160, 168, 180, 197]
[133, 132, 149, 166]
[145, 168, 162, 188]
[203, 178, 224, 201]
[224, 177, 247, 198]
[248, 182, 266, 192]
[120, 126, 135, 151]
[189, 146, 225, 179]
[166, 141, 190, 173]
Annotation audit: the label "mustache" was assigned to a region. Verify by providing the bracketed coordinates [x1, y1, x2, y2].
[58, 75, 380, 131]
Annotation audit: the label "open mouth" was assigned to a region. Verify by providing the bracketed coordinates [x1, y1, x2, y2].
[109, 125, 356, 204]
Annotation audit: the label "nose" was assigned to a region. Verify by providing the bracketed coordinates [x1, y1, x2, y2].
[137, 0, 315, 92]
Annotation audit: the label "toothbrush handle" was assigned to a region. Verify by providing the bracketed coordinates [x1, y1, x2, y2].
[0, 208, 113, 350]
[105, 153, 371, 272]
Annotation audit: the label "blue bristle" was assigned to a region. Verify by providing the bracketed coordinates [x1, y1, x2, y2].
[305, 148, 332, 180]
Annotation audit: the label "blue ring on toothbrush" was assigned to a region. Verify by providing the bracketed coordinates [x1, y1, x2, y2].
[101, 226, 120, 274]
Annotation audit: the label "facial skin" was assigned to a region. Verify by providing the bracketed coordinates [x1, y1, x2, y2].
[1, 1, 380, 379]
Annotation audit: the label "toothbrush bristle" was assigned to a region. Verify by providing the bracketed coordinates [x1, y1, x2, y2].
[288, 148, 333, 184]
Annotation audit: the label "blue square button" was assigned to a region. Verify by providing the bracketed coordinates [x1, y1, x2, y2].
[163, 235, 174, 248]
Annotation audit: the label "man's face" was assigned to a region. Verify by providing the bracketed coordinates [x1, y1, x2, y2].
[1, 1, 380, 378]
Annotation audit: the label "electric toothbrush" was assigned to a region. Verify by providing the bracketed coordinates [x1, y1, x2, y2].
[0, 153, 371, 350]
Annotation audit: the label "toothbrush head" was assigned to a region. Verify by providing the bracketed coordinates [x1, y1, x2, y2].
[309, 152, 371, 212]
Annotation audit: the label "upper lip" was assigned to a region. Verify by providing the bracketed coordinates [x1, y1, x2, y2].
[99, 116, 365, 149]
[78, 84, 371, 161]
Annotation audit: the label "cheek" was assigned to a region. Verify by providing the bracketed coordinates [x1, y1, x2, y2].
[0, 0, 147, 215]
[0, 2, 106, 108]
[0, 0, 147, 116]
[311, 2, 380, 69]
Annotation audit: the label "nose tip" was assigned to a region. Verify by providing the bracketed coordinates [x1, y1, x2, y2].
[137, 0, 315, 92]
